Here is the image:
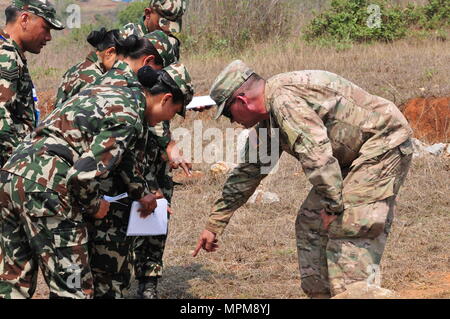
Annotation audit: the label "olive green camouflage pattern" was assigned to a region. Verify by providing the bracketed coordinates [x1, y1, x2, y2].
[120, 18, 148, 39]
[207, 68, 413, 297]
[164, 62, 194, 114]
[147, 0, 188, 34]
[119, 20, 181, 63]
[120, 20, 178, 142]
[0, 171, 93, 298]
[55, 51, 105, 107]
[12, 0, 65, 30]
[144, 30, 179, 67]
[133, 233, 168, 278]
[85, 60, 147, 298]
[0, 29, 36, 167]
[0, 82, 149, 298]
[2, 83, 149, 217]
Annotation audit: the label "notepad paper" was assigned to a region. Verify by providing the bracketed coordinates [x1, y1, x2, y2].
[186, 95, 216, 110]
[126, 199, 168, 236]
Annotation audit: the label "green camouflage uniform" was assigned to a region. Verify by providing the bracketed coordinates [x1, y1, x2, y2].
[0, 83, 149, 299]
[88, 58, 192, 298]
[120, 18, 182, 282]
[208, 61, 413, 297]
[0, 0, 64, 167]
[85, 60, 144, 298]
[0, 30, 36, 168]
[55, 51, 105, 107]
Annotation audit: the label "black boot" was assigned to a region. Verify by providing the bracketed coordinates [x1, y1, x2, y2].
[137, 277, 158, 299]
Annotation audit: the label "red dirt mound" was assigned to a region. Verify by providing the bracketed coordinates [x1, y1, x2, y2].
[37, 90, 56, 118]
[402, 97, 450, 143]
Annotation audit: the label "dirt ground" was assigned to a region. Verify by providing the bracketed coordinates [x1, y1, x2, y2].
[402, 97, 450, 143]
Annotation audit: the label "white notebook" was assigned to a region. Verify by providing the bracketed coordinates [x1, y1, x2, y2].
[186, 95, 216, 110]
[126, 199, 168, 236]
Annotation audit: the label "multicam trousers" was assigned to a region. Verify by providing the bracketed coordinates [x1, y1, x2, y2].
[0, 171, 93, 299]
[296, 139, 413, 297]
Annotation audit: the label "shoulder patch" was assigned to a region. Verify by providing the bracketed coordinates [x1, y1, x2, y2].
[0, 67, 19, 81]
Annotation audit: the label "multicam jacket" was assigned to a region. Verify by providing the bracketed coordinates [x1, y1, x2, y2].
[206, 70, 413, 235]
[55, 51, 105, 107]
[2, 83, 149, 217]
[0, 29, 36, 167]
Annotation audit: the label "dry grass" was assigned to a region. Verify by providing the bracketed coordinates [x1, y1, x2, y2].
[0, 0, 447, 299]
[155, 151, 450, 299]
[183, 36, 450, 105]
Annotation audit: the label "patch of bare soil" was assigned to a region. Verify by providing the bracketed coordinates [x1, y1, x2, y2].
[402, 97, 450, 143]
[398, 272, 450, 299]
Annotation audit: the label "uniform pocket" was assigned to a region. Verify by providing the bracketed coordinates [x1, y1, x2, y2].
[329, 199, 391, 239]
[53, 225, 89, 248]
[343, 176, 395, 207]
[51, 225, 92, 297]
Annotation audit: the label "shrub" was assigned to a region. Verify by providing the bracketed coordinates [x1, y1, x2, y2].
[303, 0, 450, 44]
[117, 1, 148, 26]
[303, 0, 409, 43]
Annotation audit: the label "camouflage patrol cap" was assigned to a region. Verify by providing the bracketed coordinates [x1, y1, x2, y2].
[149, 0, 187, 34]
[144, 30, 179, 67]
[163, 62, 194, 117]
[210, 60, 255, 120]
[12, 0, 65, 30]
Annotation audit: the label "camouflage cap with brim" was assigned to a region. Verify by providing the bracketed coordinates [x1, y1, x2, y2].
[12, 0, 65, 30]
[163, 62, 194, 117]
[210, 60, 255, 120]
[149, 0, 187, 34]
[144, 30, 179, 67]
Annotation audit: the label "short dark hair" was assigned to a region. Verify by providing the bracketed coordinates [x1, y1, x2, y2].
[5, 5, 21, 24]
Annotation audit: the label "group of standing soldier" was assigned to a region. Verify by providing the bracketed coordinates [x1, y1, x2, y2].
[0, 0, 414, 300]
[0, 0, 192, 299]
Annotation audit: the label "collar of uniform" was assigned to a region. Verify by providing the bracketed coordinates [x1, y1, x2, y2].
[113, 60, 141, 87]
[264, 77, 278, 114]
[263, 77, 278, 131]
[0, 29, 27, 63]
[86, 51, 105, 73]
[0, 29, 10, 42]
[111, 59, 130, 72]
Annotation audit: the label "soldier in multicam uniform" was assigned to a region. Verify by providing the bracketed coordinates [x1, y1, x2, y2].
[86, 32, 183, 299]
[193, 60, 413, 298]
[120, 0, 190, 299]
[0, 0, 64, 167]
[54, 28, 121, 107]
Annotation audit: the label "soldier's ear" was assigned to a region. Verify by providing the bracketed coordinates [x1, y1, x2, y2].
[105, 47, 116, 57]
[19, 12, 31, 29]
[144, 8, 153, 18]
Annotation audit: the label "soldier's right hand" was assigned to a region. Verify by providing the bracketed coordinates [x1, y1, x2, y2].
[94, 199, 110, 219]
[139, 192, 164, 218]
